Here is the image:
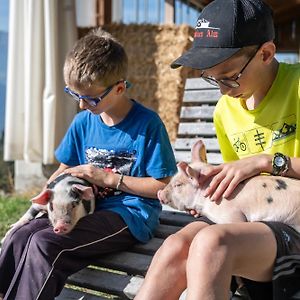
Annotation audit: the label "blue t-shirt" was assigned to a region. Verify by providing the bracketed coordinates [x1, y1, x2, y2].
[55, 100, 177, 243]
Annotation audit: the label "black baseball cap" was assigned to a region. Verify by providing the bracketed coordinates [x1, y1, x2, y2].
[171, 0, 275, 70]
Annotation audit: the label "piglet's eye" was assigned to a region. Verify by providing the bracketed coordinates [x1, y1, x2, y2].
[70, 188, 80, 199]
[174, 183, 183, 188]
[72, 199, 81, 208]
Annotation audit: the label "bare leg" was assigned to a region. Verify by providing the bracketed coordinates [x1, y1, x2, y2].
[135, 221, 209, 300]
[0, 293, 3, 300]
[186, 222, 277, 300]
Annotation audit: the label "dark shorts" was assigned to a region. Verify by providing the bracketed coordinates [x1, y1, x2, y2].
[262, 221, 300, 300]
[194, 218, 300, 300]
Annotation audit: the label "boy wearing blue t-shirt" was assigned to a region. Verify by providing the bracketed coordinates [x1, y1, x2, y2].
[0, 29, 177, 300]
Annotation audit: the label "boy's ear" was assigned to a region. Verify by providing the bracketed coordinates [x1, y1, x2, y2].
[260, 41, 276, 64]
[116, 82, 126, 94]
[116, 85, 124, 94]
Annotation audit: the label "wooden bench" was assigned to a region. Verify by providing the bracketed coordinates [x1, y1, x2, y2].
[57, 210, 195, 299]
[173, 77, 222, 164]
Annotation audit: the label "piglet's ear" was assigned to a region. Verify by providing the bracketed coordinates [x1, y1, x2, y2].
[72, 184, 94, 201]
[177, 161, 189, 174]
[191, 139, 207, 163]
[186, 165, 200, 188]
[177, 162, 200, 187]
[31, 189, 52, 205]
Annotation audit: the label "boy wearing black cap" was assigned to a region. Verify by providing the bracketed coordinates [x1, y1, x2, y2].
[135, 0, 300, 299]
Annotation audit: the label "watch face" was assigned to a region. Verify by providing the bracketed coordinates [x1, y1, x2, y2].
[274, 156, 285, 167]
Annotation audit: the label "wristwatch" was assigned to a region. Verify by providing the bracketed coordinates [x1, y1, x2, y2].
[272, 152, 290, 176]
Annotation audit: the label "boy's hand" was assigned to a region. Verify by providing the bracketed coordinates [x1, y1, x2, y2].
[203, 155, 267, 203]
[64, 164, 115, 188]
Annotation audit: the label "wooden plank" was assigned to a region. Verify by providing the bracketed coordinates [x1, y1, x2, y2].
[177, 122, 216, 136]
[154, 223, 183, 238]
[174, 137, 220, 151]
[93, 251, 152, 276]
[67, 267, 131, 298]
[159, 210, 195, 226]
[56, 287, 108, 300]
[183, 89, 221, 103]
[185, 78, 217, 90]
[180, 106, 215, 119]
[131, 238, 164, 255]
[175, 151, 223, 165]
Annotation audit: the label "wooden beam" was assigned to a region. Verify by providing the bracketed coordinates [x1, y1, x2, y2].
[97, 0, 112, 25]
[165, 0, 175, 24]
[264, 0, 300, 24]
[273, 7, 300, 24]
[188, 0, 212, 9]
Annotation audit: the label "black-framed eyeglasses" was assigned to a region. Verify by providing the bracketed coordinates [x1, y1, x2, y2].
[200, 47, 260, 89]
[64, 80, 131, 107]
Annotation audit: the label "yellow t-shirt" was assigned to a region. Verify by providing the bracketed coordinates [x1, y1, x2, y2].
[214, 63, 300, 162]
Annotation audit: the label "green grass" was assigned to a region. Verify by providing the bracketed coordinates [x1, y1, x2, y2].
[0, 195, 30, 240]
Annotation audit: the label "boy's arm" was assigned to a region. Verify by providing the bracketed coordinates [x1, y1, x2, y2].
[64, 164, 171, 199]
[112, 175, 171, 199]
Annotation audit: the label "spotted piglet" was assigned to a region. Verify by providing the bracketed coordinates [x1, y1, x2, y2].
[2, 174, 96, 242]
[158, 140, 300, 232]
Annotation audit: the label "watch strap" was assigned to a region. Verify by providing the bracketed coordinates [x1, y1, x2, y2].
[280, 156, 290, 176]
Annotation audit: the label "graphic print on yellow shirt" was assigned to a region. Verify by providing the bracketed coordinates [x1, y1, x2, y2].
[213, 63, 300, 162]
[229, 114, 296, 156]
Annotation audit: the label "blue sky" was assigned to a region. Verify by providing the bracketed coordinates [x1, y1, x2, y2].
[0, 0, 9, 31]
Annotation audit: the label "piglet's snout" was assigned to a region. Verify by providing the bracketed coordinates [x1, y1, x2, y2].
[53, 221, 71, 234]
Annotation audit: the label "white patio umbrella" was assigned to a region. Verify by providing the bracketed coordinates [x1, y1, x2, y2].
[4, 0, 78, 164]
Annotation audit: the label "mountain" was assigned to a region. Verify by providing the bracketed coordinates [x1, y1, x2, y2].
[0, 31, 8, 83]
[0, 81, 6, 134]
[0, 30, 8, 135]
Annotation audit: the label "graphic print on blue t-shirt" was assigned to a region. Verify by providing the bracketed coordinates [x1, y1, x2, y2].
[86, 148, 137, 197]
[85, 147, 137, 175]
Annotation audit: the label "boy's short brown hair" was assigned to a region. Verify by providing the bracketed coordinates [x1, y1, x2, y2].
[64, 28, 128, 89]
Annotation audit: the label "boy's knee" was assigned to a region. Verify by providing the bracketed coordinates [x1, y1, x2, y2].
[190, 225, 232, 256]
[28, 230, 60, 257]
[159, 232, 191, 260]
